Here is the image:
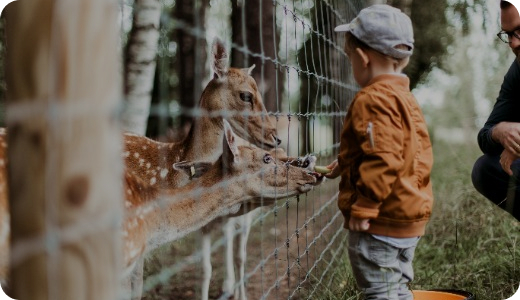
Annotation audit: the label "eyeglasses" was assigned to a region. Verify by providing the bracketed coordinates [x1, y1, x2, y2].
[497, 29, 520, 43]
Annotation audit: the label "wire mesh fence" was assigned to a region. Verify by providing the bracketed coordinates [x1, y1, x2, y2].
[2, 0, 365, 299]
[131, 1, 364, 299]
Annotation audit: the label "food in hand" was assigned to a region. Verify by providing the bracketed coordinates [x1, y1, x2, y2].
[314, 166, 331, 174]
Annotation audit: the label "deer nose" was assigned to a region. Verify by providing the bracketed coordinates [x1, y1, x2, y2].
[275, 136, 281, 145]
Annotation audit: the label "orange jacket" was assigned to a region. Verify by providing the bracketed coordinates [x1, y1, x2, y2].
[337, 74, 434, 238]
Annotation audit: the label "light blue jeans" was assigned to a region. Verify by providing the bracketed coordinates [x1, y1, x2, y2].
[348, 231, 417, 300]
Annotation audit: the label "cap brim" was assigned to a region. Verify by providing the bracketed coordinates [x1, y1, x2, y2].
[334, 23, 351, 32]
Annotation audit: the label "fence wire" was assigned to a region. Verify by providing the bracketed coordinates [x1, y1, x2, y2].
[135, 0, 363, 299]
[3, 0, 364, 299]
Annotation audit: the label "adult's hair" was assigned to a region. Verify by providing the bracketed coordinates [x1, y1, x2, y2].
[501, 0, 513, 9]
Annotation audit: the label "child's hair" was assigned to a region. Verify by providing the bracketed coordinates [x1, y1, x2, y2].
[344, 32, 370, 53]
[344, 32, 410, 67]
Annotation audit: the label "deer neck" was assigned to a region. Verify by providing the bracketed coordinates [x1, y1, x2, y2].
[183, 116, 223, 162]
[143, 170, 244, 252]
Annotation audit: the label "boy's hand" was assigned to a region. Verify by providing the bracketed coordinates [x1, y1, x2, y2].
[349, 217, 370, 231]
[323, 159, 341, 179]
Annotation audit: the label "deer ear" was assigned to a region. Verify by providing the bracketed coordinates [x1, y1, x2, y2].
[247, 64, 255, 75]
[211, 38, 229, 79]
[241, 64, 255, 76]
[173, 161, 213, 179]
[222, 119, 240, 165]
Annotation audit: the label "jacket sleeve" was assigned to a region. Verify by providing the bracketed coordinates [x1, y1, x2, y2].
[477, 60, 520, 155]
[349, 93, 404, 220]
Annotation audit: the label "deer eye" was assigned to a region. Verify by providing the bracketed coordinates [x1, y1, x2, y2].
[240, 91, 253, 103]
[263, 154, 273, 164]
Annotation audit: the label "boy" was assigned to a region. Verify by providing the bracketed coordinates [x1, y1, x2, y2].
[325, 4, 434, 300]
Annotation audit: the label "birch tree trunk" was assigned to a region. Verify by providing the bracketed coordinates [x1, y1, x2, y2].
[5, 0, 123, 299]
[121, 0, 161, 135]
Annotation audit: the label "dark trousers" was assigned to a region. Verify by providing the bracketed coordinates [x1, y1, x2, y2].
[471, 154, 520, 221]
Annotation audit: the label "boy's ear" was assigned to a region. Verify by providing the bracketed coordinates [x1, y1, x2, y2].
[356, 47, 370, 68]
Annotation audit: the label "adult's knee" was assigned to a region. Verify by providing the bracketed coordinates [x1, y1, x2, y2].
[471, 154, 508, 203]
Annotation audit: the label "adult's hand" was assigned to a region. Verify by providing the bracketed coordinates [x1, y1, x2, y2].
[500, 148, 519, 176]
[492, 122, 520, 156]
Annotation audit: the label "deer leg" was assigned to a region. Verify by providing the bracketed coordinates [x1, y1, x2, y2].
[201, 233, 212, 300]
[238, 212, 255, 300]
[222, 219, 236, 298]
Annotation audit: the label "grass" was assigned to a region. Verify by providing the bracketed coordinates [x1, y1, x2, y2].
[320, 139, 520, 300]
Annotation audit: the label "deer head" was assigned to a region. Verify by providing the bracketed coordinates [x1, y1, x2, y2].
[174, 120, 316, 204]
[200, 38, 280, 150]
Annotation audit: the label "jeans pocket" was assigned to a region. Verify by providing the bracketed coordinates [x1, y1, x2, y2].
[368, 239, 398, 266]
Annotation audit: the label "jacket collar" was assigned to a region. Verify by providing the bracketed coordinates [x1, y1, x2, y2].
[366, 73, 410, 89]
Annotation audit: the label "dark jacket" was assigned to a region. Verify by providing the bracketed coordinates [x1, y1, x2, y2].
[477, 59, 520, 155]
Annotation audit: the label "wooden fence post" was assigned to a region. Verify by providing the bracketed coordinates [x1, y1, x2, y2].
[4, 0, 123, 299]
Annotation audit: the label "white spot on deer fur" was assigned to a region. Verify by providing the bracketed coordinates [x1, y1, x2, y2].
[150, 177, 156, 185]
[0, 160, 4, 167]
[134, 152, 140, 158]
[142, 146, 147, 150]
[146, 163, 151, 169]
[139, 158, 145, 166]
[125, 200, 132, 208]
[123, 151, 130, 158]
[160, 169, 168, 178]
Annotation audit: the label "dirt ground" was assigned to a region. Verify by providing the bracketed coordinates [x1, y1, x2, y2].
[141, 180, 346, 300]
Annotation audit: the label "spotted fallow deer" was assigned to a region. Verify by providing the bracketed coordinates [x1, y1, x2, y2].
[121, 38, 314, 300]
[0, 121, 317, 300]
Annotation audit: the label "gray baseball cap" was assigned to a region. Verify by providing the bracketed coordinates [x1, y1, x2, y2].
[335, 4, 414, 59]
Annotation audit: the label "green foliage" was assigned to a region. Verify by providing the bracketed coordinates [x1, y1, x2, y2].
[451, 0, 489, 35]
[406, 0, 453, 88]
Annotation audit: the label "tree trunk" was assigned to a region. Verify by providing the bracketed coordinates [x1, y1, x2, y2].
[121, 0, 162, 135]
[231, 0, 283, 113]
[174, 0, 208, 134]
[4, 0, 123, 299]
[146, 0, 208, 140]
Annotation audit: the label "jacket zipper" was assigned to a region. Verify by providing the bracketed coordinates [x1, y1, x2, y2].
[367, 122, 375, 148]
